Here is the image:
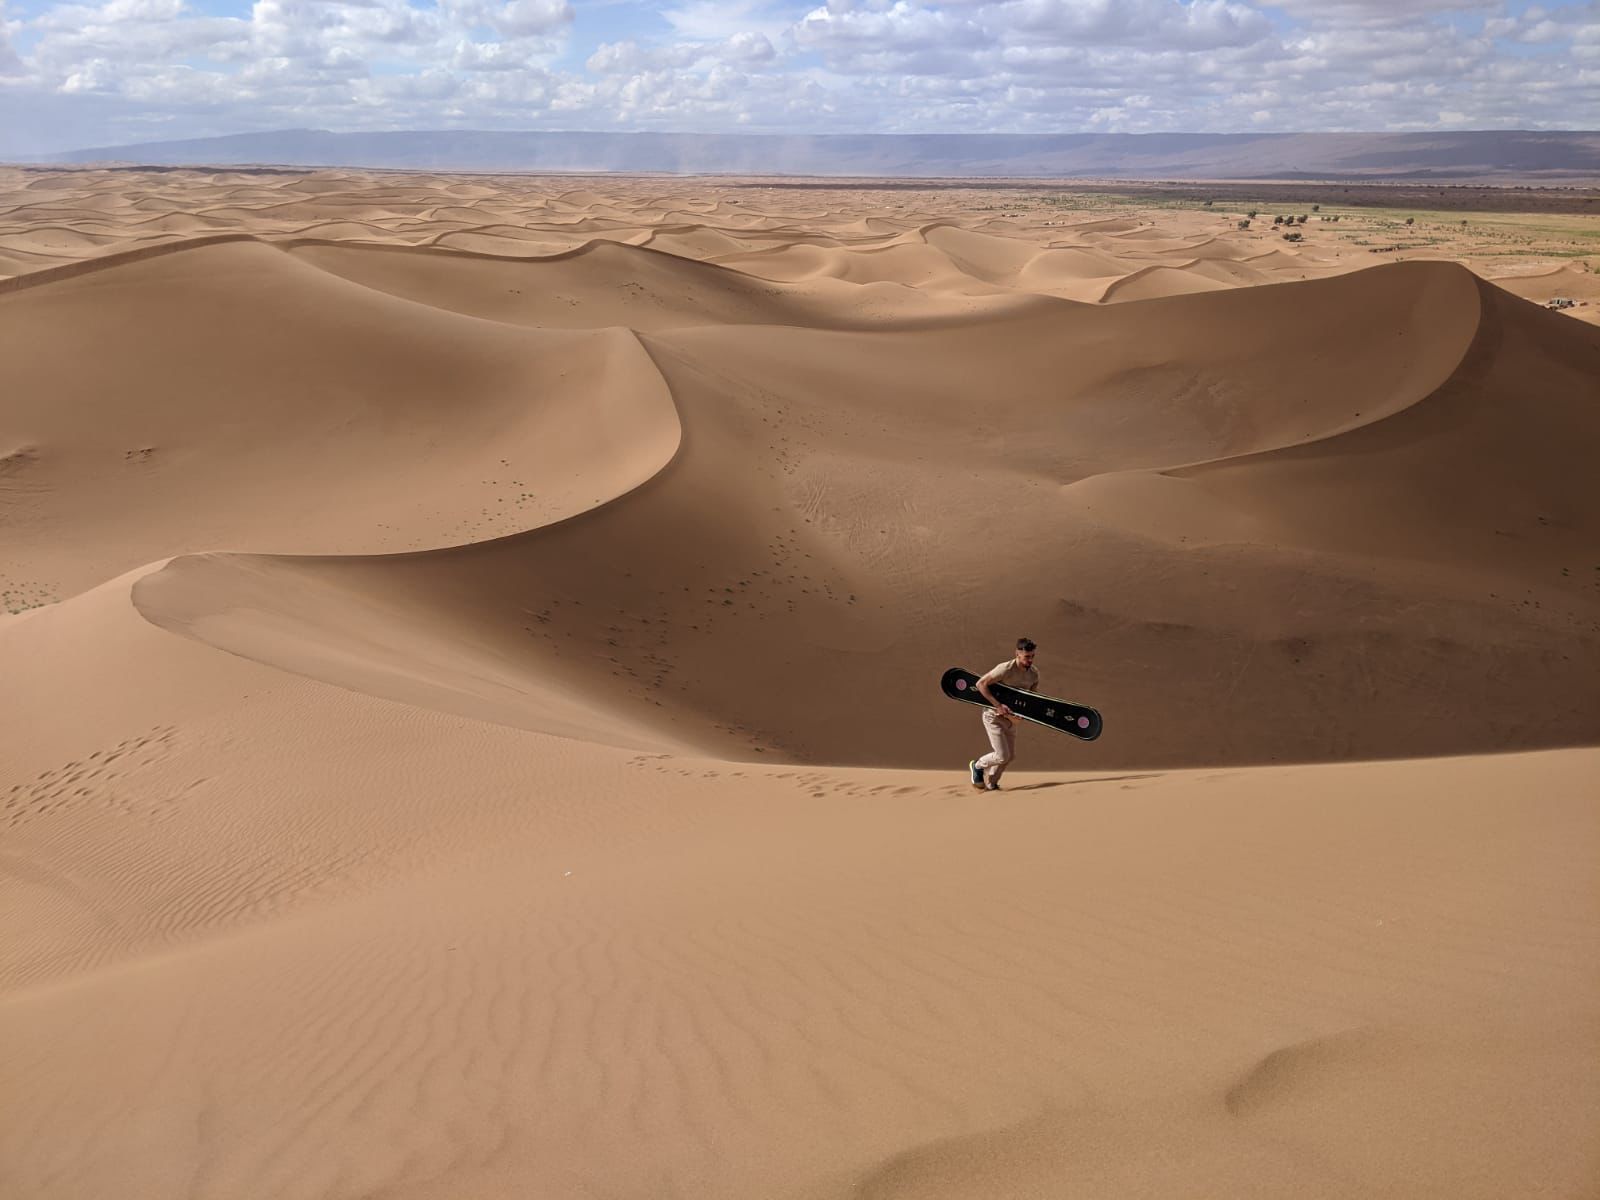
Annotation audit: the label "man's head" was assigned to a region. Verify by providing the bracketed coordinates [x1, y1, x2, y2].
[1015, 637, 1036, 667]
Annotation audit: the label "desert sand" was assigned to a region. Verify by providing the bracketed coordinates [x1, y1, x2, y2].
[2, 167, 1598, 1199]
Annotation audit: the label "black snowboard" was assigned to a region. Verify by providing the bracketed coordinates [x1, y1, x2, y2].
[940, 667, 1103, 742]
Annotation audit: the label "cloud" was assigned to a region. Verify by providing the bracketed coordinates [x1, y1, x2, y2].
[0, 1, 23, 77]
[795, 0, 985, 51]
[999, 0, 1270, 48]
[0, 0, 1597, 156]
[725, 29, 777, 62]
[454, 37, 547, 69]
[587, 30, 774, 74]
[587, 37, 701, 72]
[1487, 0, 1600, 51]
[792, 0, 992, 76]
[60, 56, 117, 92]
[660, 0, 792, 42]
[1268, 0, 1501, 29]
[443, 0, 574, 38]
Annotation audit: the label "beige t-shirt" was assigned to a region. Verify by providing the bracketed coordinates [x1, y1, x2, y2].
[980, 658, 1038, 693]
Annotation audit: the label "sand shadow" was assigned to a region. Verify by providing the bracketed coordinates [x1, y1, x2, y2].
[1005, 773, 1163, 791]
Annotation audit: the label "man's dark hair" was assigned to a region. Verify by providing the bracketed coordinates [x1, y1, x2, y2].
[1017, 638, 1036, 652]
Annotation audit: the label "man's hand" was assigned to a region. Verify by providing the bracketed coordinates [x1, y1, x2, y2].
[994, 704, 1014, 719]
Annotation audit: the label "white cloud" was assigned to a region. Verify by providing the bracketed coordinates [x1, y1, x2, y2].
[1487, 0, 1600, 51]
[588, 29, 776, 74]
[793, 0, 991, 76]
[1269, 0, 1499, 27]
[0, 0, 1597, 154]
[61, 56, 117, 91]
[1000, 0, 1269, 48]
[0, 1, 23, 77]
[454, 37, 545, 69]
[587, 38, 702, 72]
[660, 0, 792, 42]
[795, 0, 984, 50]
[465, 0, 572, 37]
[725, 29, 777, 62]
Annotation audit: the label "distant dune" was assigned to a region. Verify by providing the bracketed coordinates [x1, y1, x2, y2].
[40, 128, 1600, 181]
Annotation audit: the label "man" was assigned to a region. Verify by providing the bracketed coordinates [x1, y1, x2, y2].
[969, 638, 1037, 791]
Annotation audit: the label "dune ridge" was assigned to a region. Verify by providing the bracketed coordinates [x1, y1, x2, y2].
[0, 168, 1362, 307]
[115, 255, 1600, 767]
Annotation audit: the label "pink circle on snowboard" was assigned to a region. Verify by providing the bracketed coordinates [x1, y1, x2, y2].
[1077, 716, 1089, 728]
[955, 679, 967, 690]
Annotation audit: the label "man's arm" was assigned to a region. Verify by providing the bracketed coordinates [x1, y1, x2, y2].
[975, 666, 1013, 717]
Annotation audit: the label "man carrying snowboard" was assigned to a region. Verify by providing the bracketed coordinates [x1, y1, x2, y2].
[969, 638, 1037, 791]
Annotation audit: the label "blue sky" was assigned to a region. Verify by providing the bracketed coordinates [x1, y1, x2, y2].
[0, 0, 1595, 155]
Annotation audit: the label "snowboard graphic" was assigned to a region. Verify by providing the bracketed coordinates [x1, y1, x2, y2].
[940, 667, 1103, 742]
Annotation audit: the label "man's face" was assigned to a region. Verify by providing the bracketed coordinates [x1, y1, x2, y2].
[1016, 648, 1035, 668]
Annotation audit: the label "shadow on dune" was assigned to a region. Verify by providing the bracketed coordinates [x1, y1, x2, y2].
[118, 252, 1600, 769]
[1001, 775, 1164, 791]
[0, 238, 686, 603]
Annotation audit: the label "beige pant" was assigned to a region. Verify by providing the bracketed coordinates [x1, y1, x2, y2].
[975, 710, 1016, 783]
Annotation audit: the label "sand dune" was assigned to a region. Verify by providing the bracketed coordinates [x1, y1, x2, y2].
[1487, 259, 1600, 310]
[0, 167, 1350, 301]
[2, 168, 1598, 1200]
[0, 239, 682, 601]
[1098, 262, 1237, 301]
[6, 168, 1594, 325]
[283, 238, 987, 333]
[112, 256, 1597, 767]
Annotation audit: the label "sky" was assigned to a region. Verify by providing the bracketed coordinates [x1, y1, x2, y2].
[0, 0, 1594, 155]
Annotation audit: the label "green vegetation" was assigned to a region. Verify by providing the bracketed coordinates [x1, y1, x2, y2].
[1015, 189, 1598, 270]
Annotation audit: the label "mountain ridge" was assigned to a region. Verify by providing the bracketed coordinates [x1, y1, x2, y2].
[38, 128, 1600, 180]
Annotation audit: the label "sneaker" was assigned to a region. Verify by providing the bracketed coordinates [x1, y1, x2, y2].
[969, 760, 985, 789]
[985, 779, 1001, 791]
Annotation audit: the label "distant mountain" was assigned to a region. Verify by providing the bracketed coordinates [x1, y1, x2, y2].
[42, 129, 1600, 180]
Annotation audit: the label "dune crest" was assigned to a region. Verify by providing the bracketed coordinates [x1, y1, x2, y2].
[96, 255, 1600, 767]
[0, 238, 683, 603]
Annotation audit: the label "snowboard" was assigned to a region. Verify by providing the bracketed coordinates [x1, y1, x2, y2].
[940, 667, 1103, 742]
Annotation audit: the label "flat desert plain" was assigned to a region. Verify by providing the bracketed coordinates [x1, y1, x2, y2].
[2, 167, 1598, 1200]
